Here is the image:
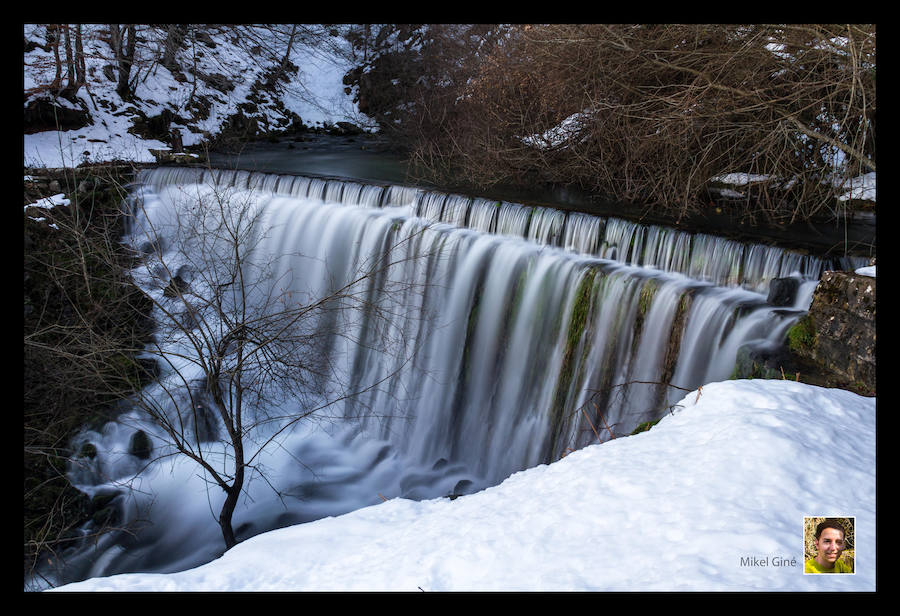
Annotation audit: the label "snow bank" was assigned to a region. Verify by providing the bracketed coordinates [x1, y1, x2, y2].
[837, 172, 876, 202]
[49, 379, 875, 592]
[519, 111, 591, 149]
[24, 193, 70, 210]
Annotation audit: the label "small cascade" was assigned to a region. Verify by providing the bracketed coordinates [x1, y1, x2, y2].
[441, 194, 473, 227]
[563, 212, 605, 255]
[467, 198, 500, 233]
[324, 179, 346, 203]
[289, 175, 312, 198]
[495, 202, 532, 238]
[416, 191, 447, 221]
[383, 184, 421, 208]
[357, 184, 386, 208]
[307, 177, 327, 201]
[526, 207, 567, 247]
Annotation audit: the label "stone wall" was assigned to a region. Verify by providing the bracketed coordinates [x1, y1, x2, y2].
[787, 270, 876, 396]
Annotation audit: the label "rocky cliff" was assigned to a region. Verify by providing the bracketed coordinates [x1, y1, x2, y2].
[788, 269, 876, 396]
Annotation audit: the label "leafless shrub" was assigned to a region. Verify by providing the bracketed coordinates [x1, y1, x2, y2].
[403, 24, 875, 225]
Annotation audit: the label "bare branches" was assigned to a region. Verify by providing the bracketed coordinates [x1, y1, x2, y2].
[40, 169, 432, 552]
[398, 24, 875, 225]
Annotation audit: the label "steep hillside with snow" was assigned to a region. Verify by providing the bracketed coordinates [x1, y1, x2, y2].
[24, 24, 369, 168]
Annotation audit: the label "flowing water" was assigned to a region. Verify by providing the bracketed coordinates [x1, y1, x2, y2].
[30, 167, 867, 589]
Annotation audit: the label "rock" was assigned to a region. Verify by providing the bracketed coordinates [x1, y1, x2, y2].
[78, 442, 98, 459]
[446, 479, 475, 500]
[767, 276, 800, 306]
[91, 491, 118, 510]
[200, 71, 234, 93]
[149, 149, 206, 165]
[787, 271, 875, 394]
[129, 430, 153, 459]
[734, 341, 791, 379]
[452, 479, 474, 495]
[146, 110, 173, 139]
[170, 129, 183, 153]
[335, 121, 364, 136]
[90, 490, 121, 527]
[162, 274, 191, 298]
[186, 386, 219, 442]
[194, 30, 217, 48]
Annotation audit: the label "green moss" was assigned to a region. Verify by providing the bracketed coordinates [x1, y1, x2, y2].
[787, 315, 817, 354]
[638, 280, 657, 315]
[631, 419, 660, 435]
[567, 268, 597, 352]
[631, 278, 658, 353]
[547, 267, 597, 459]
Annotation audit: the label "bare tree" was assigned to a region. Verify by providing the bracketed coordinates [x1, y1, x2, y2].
[108, 24, 138, 101]
[162, 24, 187, 73]
[39, 172, 427, 551]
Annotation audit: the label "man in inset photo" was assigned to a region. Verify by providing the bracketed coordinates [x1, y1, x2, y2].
[804, 517, 854, 574]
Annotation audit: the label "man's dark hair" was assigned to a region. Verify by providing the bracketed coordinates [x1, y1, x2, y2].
[815, 519, 846, 540]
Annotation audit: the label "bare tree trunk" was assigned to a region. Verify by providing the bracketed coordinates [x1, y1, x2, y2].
[219, 428, 245, 549]
[63, 25, 76, 91]
[116, 25, 137, 100]
[188, 29, 198, 105]
[74, 24, 86, 87]
[50, 25, 62, 90]
[36, 167, 426, 557]
[278, 24, 297, 78]
[218, 487, 239, 549]
[163, 24, 186, 72]
[108, 23, 120, 55]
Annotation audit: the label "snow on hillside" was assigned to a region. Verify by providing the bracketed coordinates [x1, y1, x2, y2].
[24, 25, 367, 168]
[50, 380, 875, 592]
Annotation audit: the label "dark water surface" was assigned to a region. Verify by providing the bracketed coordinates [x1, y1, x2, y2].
[208, 135, 875, 260]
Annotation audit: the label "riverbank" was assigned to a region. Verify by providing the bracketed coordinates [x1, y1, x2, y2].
[24, 164, 157, 584]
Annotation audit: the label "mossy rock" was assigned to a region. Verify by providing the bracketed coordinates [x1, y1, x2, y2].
[787, 315, 817, 355]
[733, 342, 790, 380]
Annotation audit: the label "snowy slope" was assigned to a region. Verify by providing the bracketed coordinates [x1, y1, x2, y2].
[50, 380, 875, 592]
[24, 24, 367, 168]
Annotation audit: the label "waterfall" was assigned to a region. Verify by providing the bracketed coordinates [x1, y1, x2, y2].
[34, 167, 867, 589]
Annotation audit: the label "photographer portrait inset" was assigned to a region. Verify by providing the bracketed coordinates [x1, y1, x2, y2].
[803, 517, 854, 574]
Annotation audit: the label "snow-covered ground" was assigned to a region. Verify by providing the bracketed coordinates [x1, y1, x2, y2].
[24, 25, 365, 169]
[50, 379, 875, 592]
